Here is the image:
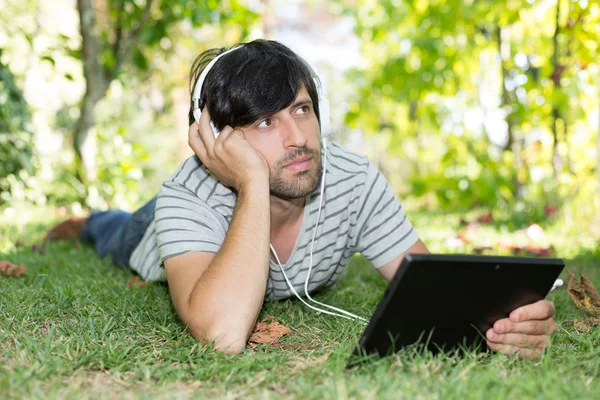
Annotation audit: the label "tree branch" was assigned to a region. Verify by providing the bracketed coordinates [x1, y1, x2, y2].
[76, 0, 108, 99]
[109, 0, 155, 80]
[112, 0, 125, 61]
[551, 0, 565, 177]
[495, 24, 513, 151]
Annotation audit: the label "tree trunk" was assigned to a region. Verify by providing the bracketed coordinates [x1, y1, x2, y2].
[551, 0, 565, 178]
[495, 25, 514, 152]
[74, 0, 154, 185]
[75, 0, 108, 184]
[73, 88, 106, 183]
[495, 24, 524, 196]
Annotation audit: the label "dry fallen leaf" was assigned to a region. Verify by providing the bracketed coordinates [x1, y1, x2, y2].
[564, 317, 600, 332]
[574, 320, 590, 331]
[0, 261, 26, 277]
[564, 320, 590, 331]
[588, 317, 600, 326]
[126, 276, 147, 288]
[579, 274, 600, 307]
[249, 315, 291, 345]
[567, 271, 600, 316]
[523, 244, 554, 257]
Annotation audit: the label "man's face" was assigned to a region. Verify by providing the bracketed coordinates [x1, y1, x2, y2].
[242, 86, 322, 200]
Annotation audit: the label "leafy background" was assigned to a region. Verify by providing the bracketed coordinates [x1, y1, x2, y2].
[1, 0, 599, 233]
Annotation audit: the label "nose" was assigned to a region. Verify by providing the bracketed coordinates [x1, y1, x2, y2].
[281, 116, 307, 148]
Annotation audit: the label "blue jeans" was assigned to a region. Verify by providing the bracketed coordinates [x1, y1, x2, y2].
[79, 196, 157, 268]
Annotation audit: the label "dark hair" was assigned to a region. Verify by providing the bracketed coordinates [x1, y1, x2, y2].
[188, 39, 321, 130]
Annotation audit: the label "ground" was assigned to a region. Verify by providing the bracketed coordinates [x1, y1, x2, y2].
[1, 205, 599, 399]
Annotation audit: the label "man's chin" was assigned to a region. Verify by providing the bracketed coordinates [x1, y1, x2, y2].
[270, 177, 321, 200]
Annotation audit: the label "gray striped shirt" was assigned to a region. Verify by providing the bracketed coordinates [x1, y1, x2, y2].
[129, 142, 419, 300]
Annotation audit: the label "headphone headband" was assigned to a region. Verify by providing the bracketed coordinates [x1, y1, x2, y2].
[191, 45, 331, 138]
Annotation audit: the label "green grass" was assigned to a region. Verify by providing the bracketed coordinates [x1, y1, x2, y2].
[1, 205, 600, 399]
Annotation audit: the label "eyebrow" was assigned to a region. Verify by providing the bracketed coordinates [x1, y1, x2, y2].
[289, 97, 313, 110]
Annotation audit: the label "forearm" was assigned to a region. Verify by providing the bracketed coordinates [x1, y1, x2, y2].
[187, 180, 271, 351]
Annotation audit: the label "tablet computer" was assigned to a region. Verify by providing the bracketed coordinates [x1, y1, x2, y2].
[349, 254, 565, 364]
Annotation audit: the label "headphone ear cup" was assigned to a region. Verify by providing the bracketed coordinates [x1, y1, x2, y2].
[318, 96, 331, 138]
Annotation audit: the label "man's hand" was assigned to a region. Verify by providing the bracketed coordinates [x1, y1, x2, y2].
[188, 108, 269, 191]
[486, 299, 557, 360]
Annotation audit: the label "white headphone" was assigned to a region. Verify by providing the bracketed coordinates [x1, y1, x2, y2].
[191, 45, 366, 324]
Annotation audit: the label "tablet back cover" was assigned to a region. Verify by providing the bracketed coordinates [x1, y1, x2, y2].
[352, 254, 564, 362]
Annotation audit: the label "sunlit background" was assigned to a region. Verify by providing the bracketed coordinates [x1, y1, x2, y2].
[1, 0, 599, 235]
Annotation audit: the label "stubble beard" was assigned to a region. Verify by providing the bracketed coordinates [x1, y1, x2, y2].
[269, 146, 323, 201]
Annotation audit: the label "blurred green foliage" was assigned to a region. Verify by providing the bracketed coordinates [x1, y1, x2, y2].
[1, 0, 599, 234]
[342, 0, 600, 224]
[0, 0, 257, 210]
[0, 49, 37, 204]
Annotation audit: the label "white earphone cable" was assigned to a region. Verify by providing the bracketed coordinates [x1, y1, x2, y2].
[270, 243, 357, 321]
[270, 138, 368, 324]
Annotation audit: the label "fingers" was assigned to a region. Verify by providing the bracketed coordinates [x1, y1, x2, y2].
[485, 301, 556, 361]
[188, 121, 207, 161]
[486, 328, 550, 349]
[486, 341, 543, 360]
[509, 300, 555, 322]
[493, 316, 557, 336]
[189, 108, 218, 162]
[198, 108, 216, 154]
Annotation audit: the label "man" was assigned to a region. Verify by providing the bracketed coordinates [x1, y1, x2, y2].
[45, 39, 556, 357]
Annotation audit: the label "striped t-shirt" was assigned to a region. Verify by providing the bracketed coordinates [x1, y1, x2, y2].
[129, 142, 419, 301]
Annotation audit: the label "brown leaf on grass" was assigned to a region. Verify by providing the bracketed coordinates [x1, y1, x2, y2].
[126, 276, 147, 288]
[564, 320, 590, 331]
[249, 315, 291, 345]
[496, 241, 554, 257]
[564, 317, 600, 332]
[523, 244, 555, 257]
[574, 320, 591, 331]
[580, 275, 600, 307]
[567, 271, 600, 316]
[588, 317, 600, 326]
[0, 261, 26, 277]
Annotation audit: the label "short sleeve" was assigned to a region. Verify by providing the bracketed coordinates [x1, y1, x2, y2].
[155, 181, 228, 262]
[349, 163, 419, 268]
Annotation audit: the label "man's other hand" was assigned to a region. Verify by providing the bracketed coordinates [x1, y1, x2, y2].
[486, 299, 557, 360]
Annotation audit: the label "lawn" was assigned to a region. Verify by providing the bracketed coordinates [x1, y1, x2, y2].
[1, 205, 599, 399]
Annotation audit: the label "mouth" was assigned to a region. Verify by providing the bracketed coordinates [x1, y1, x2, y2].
[283, 156, 313, 172]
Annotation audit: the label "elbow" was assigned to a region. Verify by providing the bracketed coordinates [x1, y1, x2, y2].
[188, 318, 249, 355]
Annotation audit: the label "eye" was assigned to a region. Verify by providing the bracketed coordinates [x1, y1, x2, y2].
[296, 105, 310, 115]
[257, 118, 272, 128]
